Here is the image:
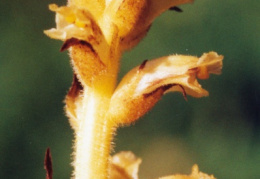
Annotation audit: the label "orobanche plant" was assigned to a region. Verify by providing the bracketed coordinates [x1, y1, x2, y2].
[44, 0, 223, 178]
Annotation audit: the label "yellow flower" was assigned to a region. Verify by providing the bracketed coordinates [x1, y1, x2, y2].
[108, 52, 223, 125]
[159, 165, 216, 179]
[109, 152, 216, 179]
[45, 0, 194, 51]
[44, 4, 99, 41]
[109, 151, 142, 179]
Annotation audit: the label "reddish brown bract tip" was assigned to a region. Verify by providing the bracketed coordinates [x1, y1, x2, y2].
[60, 38, 93, 52]
[139, 59, 148, 70]
[44, 148, 53, 179]
[169, 6, 183, 12]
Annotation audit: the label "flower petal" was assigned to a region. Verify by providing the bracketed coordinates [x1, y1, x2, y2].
[147, 0, 194, 23]
[108, 52, 223, 125]
[115, 0, 193, 50]
[68, 0, 105, 20]
[109, 151, 142, 179]
[44, 4, 117, 65]
[159, 164, 216, 179]
[44, 4, 101, 42]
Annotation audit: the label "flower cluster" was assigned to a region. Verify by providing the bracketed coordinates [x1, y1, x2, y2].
[45, 0, 223, 178]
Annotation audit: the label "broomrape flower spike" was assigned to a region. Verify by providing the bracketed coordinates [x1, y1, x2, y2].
[44, 0, 223, 179]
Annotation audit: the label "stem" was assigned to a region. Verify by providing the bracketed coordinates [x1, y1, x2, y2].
[73, 89, 115, 179]
[68, 27, 121, 179]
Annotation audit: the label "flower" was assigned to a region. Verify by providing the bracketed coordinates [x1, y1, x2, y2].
[109, 152, 215, 179]
[159, 164, 216, 179]
[108, 52, 223, 125]
[44, 0, 197, 87]
[45, 0, 194, 51]
[109, 151, 142, 179]
[44, 4, 104, 42]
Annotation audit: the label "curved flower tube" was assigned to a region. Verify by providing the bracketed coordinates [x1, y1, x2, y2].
[108, 52, 223, 125]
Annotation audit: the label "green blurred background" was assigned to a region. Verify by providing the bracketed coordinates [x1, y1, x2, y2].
[0, 0, 259, 178]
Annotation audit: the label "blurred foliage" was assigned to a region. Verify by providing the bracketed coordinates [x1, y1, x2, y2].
[0, 0, 259, 178]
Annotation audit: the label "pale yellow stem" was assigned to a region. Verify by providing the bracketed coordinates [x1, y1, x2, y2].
[71, 48, 120, 178]
[73, 89, 116, 179]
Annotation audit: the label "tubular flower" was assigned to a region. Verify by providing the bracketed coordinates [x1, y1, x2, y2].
[44, 0, 194, 53]
[44, 0, 223, 179]
[108, 52, 223, 125]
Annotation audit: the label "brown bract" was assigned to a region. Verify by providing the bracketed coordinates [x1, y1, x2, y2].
[44, 148, 53, 179]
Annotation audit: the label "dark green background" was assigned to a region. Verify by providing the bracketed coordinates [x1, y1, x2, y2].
[1, 0, 259, 178]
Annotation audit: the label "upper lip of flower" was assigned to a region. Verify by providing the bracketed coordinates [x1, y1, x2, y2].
[119, 52, 223, 97]
[44, 0, 194, 50]
[44, 4, 99, 41]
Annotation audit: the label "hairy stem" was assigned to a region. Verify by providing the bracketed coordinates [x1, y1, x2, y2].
[73, 89, 115, 179]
